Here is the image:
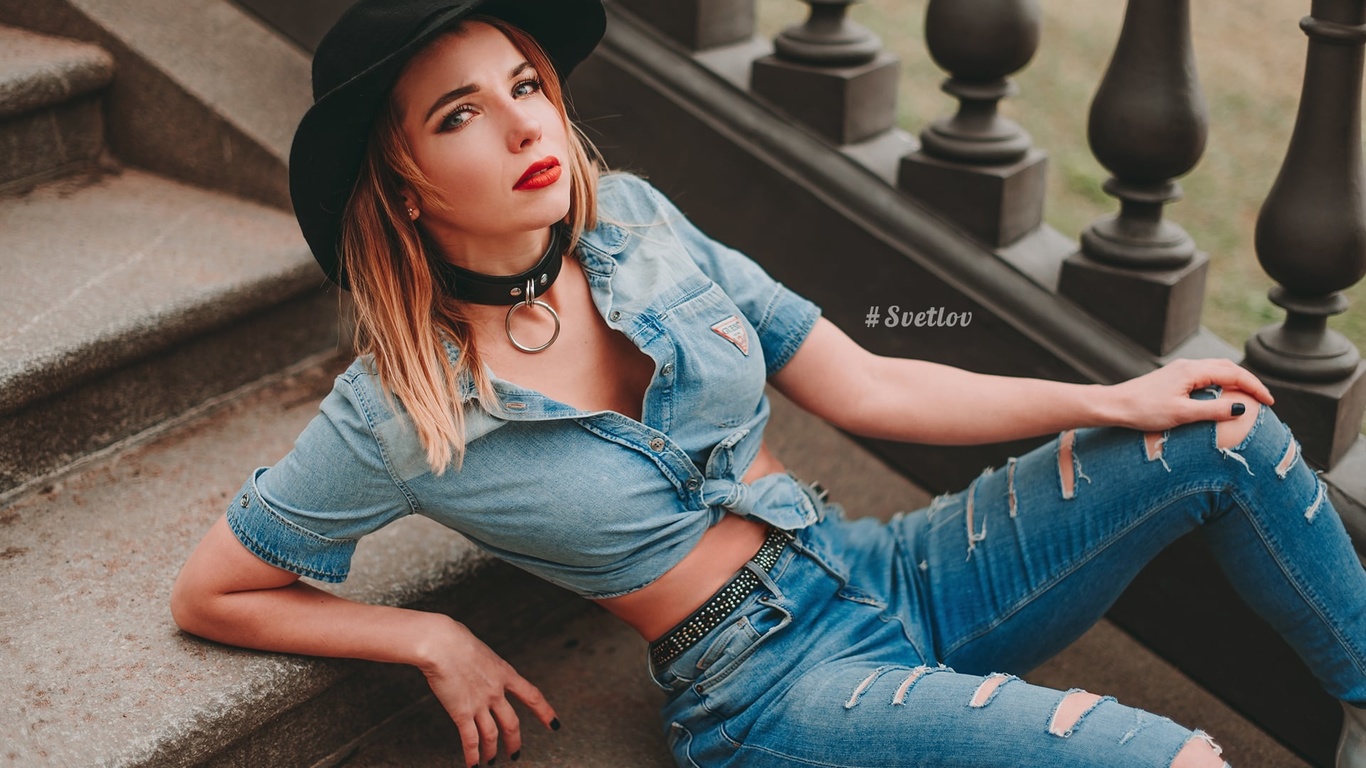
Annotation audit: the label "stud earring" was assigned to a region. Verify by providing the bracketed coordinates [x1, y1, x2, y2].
[406, 207, 417, 221]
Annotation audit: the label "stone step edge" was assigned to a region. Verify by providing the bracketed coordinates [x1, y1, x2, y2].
[173, 564, 589, 768]
[0, 346, 342, 511]
[0, 24, 114, 119]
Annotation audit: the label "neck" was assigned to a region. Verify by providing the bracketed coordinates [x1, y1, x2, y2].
[435, 227, 554, 276]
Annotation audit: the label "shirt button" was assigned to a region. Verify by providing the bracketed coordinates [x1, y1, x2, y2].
[240, 494, 249, 508]
[649, 437, 665, 452]
[686, 478, 701, 491]
[661, 363, 673, 377]
[609, 310, 621, 321]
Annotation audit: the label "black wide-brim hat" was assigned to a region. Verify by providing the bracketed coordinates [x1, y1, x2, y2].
[289, 0, 606, 288]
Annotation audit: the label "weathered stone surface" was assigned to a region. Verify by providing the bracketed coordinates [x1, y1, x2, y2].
[0, 169, 336, 496]
[0, 0, 312, 209]
[0, 24, 111, 118]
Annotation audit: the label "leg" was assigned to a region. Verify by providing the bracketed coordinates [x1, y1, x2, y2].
[728, 663, 1228, 767]
[894, 393, 1366, 705]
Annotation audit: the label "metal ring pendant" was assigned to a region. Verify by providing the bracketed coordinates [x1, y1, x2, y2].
[504, 278, 560, 353]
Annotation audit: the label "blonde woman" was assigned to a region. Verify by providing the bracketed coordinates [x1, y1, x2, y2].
[171, 1, 1366, 766]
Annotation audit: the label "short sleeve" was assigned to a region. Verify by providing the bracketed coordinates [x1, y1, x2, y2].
[640, 180, 822, 376]
[225, 372, 413, 582]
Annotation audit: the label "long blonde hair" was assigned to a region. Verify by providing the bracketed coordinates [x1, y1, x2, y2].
[340, 16, 602, 474]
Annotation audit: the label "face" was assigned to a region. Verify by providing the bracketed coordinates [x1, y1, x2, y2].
[391, 21, 571, 262]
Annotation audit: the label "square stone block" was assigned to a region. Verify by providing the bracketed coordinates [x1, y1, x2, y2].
[898, 148, 1047, 248]
[750, 51, 899, 145]
[615, 0, 755, 50]
[1244, 361, 1366, 470]
[1059, 249, 1209, 356]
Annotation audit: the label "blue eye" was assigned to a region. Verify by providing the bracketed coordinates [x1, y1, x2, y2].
[513, 78, 542, 98]
[438, 105, 475, 133]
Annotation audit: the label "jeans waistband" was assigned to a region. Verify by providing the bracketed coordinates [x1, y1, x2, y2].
[648, 526, 790, 669]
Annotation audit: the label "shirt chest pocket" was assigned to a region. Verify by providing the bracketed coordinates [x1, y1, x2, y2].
[663, 281, 768, 429]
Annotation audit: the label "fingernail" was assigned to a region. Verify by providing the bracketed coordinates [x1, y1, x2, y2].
[551, 718, 561, 731]
[489, 759, 497, 766]
[1231, 403, 1246, 416]
[512, 752, 521, 762]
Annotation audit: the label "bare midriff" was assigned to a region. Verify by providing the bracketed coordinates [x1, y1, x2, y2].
[594, 441, 787, 642]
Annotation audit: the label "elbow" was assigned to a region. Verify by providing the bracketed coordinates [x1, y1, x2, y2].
[169, 567, 216, 637]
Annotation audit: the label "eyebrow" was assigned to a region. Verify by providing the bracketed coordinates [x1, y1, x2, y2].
[424, 61, 534, 123]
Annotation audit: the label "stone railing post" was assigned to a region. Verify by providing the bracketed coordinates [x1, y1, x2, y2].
[749, 0, 899, 146]
[897, 0, 1048, 249]
[1242, 0, 1366, 469]
[1057, 0, 1210, 357]
[612, 0, 756, 51]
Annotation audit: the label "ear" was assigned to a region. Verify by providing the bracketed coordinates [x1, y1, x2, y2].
[400, 191, 419, 222]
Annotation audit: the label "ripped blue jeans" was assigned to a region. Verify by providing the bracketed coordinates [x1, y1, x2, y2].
[650, 392, 1366, 767]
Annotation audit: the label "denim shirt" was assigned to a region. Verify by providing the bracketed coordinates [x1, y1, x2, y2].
[226, 173, 823, 599]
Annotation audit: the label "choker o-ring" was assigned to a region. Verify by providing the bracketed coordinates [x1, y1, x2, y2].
[505, 277, 561, 353]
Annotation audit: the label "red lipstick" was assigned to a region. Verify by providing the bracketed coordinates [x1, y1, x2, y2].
[515, 156, 561, 190]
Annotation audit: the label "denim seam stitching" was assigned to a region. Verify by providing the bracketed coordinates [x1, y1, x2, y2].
[1223, 484, 1366, 680]
[940, 484, 1219, 659]
[345, 378, 421, 516]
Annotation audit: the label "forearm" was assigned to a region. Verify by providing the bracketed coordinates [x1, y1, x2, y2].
[178, 580, 452, 671]
[846, 356, 1116, 445]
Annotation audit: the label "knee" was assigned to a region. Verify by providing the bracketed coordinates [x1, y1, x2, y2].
[1215, 392, 1262, 450]
[1169, 731, 1226, 767]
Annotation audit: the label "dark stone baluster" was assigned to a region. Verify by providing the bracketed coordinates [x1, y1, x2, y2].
[1057, 0, 1210, 356]
[750, 0, 900, 145]
[896, 0, 1048, 249]
[613, 0, 756, 51]
[1242, 0, 1366, 469]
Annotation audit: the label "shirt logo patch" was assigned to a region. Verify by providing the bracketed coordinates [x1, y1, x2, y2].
[710, 315, 749, 356]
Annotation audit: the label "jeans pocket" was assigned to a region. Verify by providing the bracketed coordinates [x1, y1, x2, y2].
[693, 595, 792, 696]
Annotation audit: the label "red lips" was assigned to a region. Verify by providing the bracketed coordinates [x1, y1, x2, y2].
[515, 156, 561, 190]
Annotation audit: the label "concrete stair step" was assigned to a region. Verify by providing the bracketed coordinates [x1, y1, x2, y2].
[0, 167, 340, 500]
[0, 24, 113, 193]
[0, 353, 588, 768]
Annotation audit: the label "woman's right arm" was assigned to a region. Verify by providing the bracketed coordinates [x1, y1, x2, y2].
[170, 513, 557, 766]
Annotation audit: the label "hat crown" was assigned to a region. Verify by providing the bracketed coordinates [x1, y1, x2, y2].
[312, 0, 477, 102]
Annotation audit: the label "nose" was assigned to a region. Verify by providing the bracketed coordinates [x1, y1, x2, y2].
[507, 101, 542, 152]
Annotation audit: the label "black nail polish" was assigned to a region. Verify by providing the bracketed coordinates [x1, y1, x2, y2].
[489, 759, 497, 766]
[551, 718, 561, 731]
[512, 752, 521, 762]
[1232, 403, 1246, 416]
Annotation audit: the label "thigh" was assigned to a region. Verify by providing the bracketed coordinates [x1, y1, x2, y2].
[898, 418, 1230, 675]
[713, 661, 1219, 768]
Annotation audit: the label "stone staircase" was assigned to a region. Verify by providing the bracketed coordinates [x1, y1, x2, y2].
[0, 4, 1320, 768]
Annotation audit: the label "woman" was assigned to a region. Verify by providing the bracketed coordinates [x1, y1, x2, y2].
[169, 1, 1366, 766]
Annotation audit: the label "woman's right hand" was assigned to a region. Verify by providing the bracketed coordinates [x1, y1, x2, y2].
[415, 617, 559, 766]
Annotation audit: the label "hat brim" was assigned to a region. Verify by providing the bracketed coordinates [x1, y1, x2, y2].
[288, 0, 606, 289]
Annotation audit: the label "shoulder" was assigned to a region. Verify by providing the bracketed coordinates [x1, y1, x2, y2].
[593, 171, 679, 226]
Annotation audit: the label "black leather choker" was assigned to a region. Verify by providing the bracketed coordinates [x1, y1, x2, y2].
[436, 224, 565, 306]
[435, 224, 567, 353]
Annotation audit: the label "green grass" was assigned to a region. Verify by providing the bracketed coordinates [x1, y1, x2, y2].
[756, 0, 1366, 435]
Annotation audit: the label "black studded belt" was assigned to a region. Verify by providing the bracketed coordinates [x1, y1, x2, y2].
[648, 526, 790, 670]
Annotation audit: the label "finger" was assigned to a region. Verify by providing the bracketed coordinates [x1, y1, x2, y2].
[1203, 390, 1258, 422]
[456, 715, 482, 768]
[508, 675, 558, 730]
[491, 698, 523, 758]
[1201, 359, 1274, 406]
[475, 709, 500, 765]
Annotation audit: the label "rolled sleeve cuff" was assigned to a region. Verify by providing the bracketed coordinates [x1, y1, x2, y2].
[757, 283, 822, 377]
[225, 468, 355, 583]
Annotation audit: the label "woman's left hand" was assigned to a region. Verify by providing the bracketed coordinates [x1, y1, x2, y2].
[1101, 358, 1275, 433]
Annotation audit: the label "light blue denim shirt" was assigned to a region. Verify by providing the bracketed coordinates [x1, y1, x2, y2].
[226, 173, 823, 598]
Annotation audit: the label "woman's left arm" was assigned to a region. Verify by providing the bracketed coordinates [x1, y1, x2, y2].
[769, 318, 1275, 446]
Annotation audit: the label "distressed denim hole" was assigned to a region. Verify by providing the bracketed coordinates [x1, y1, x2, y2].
[969, 673, 1013, 708]
[1048, 690, 1104, 737]
[1276, 437, 1301, 480]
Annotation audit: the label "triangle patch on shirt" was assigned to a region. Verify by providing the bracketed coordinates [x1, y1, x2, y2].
[710, 315, 750, 356]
